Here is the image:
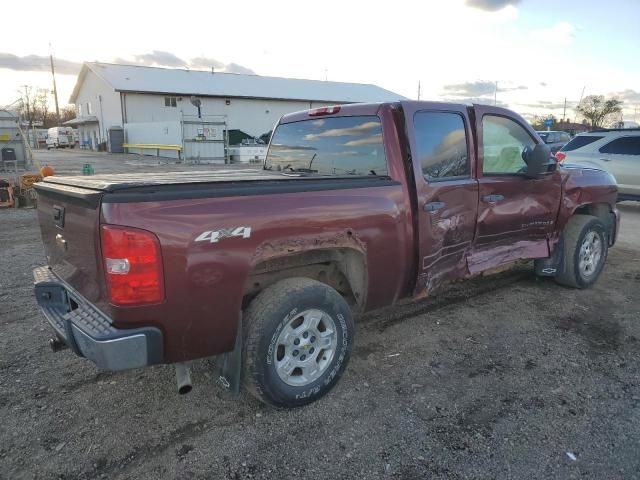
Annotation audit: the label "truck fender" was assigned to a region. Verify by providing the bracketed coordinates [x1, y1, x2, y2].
[245, 233, 368, 310]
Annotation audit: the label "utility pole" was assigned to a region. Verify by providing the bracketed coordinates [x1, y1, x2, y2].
[494, 81, 498, 106]
[21, 86, 32, 128]
[417, 80, 421, 100]
[21, 85, 33, 147]
[49, 43, 61, 126]
[562, 97, 567, 123]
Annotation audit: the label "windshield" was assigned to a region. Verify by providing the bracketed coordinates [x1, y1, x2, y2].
[537, 132, 549, 140]
[264, 116, 388, 176]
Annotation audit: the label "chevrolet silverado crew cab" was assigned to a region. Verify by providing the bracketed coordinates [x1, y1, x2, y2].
[33, 102, 620, 407]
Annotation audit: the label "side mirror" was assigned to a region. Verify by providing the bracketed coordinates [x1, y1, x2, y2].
[522, 144, 554, 179]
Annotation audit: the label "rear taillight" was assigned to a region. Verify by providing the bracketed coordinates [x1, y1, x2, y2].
[309, 105, 341, 116]
[100, 225, 164, 306]
[555, 152, 566, 162]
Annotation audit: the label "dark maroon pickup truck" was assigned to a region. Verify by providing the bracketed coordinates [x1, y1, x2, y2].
[33, 102, 619, 407]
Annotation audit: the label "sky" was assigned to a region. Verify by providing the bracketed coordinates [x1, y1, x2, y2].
[1, 0, 639, 122]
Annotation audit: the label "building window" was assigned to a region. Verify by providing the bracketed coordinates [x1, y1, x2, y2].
[78, 104, 82, 116]
[165, 96, 177, 107]
[86, 102, 92, 115]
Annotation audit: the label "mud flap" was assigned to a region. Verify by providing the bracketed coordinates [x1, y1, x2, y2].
[215, 314, 242, 398]
[535, 237, 565, 277]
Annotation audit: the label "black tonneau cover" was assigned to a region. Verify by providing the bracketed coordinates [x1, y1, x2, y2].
[35, 169, 397, 205]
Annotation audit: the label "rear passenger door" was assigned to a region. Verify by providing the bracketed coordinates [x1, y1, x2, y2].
[403, 103, 479, 294]
[596, 136, 640, 197]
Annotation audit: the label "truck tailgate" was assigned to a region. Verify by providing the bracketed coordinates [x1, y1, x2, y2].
[34, 182, 105, 305]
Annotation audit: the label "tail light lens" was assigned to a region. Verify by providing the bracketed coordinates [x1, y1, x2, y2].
[555, 151, 566, 162]
[100, 225, 164, 306]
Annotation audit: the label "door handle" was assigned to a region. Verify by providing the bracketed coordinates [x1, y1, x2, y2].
[599, 158, 612, 162]
[424, 201, 445, 212]
[482, 194, 504, 203]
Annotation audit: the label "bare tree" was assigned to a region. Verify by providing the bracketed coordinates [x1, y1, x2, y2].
[34, 89, 51, 127]
[576, 95, 623, 129]
[59, 105, 76, 124]
[18, 86, 37, 128]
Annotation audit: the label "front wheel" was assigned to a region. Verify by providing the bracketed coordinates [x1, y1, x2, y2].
[555, 215, 608, 288]
[243, 277, 354, 407]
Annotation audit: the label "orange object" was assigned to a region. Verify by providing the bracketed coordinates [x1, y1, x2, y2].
[40, 165, 55, 177]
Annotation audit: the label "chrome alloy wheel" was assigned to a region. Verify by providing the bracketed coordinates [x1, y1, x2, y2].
[274, 309, 338, 387]
[579, 231, 603, 278]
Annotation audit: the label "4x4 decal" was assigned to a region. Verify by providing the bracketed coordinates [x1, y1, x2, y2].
[195, 227, 252, 244]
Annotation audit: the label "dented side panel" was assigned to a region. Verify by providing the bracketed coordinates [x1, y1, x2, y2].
[556, 165, 619, 231]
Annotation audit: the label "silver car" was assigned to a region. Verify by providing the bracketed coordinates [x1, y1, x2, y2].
[537, 130, 571, 154]
[556, 129, 640, 201]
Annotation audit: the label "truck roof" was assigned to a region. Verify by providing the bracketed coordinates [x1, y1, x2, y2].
[279, 101, 512, 124]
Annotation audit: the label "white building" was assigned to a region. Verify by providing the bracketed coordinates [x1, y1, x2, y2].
[66, 62, 404, 161]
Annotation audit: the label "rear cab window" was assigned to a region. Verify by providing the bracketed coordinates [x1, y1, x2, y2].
[560, 135, 604, 152]
[265, 116, 387, 176]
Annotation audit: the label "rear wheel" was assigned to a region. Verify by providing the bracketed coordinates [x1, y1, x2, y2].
[555, 215, 608, 288]
[243, 277, 354, 407]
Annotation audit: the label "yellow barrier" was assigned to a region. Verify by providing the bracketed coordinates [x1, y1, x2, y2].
[123, 143, 183, 160]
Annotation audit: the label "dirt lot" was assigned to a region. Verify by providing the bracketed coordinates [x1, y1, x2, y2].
[26, 148, 245, 176]
[1, 154, 639, 479]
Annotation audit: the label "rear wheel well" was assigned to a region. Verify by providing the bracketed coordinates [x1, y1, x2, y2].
[243, 249, 367, 311]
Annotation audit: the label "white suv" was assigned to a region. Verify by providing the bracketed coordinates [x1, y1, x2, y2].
[556, 129, 640, 201]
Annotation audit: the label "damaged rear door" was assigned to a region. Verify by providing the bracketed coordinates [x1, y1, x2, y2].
[402, 102, 479, 295]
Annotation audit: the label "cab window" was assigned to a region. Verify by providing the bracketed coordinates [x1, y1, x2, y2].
[482, 115, 535, 174]
[414, 112, 469, 180]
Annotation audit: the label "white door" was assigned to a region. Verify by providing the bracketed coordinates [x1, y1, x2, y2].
[594, 135, 640, 198]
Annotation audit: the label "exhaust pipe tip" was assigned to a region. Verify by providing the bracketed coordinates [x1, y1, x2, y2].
[175, 363, 192, 395]
[178, 384, 193, 395]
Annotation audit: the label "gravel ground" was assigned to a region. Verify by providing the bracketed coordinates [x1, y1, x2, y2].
[1, 154, 639, 479]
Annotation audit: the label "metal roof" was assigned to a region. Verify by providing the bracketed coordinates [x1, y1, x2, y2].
[64, 115, 98, 126]
[69, 62, 406, 104]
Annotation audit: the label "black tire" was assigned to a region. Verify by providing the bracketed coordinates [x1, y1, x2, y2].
[554, 215, 608, 288]
[242, 277, 354, 407]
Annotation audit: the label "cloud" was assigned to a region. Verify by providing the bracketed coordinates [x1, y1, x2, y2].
[443, 81, 497, 97]
[612, 89, 640, 104]
[189, 56, 225, 70]
[133, 50, 187, 67]
[465, 0, 521, 11]
[305, 121, 380, 140]
[0, 51, 256, 76]
[344, 133, 383, 146]
[536, 21, 576, 45]
[224, 62, 256, 75]
[0, 53, 81, 75]
[442, 81, 526, 98]
[519, 100, 577, 110]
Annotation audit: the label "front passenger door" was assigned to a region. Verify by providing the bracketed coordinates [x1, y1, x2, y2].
[475, 107, 562, 248]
